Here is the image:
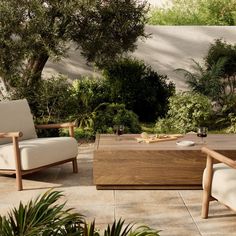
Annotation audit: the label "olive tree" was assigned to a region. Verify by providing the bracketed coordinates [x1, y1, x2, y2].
[0, 0, 148, 91]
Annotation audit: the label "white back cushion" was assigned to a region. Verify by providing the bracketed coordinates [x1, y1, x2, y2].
[0, 99, 37, 144]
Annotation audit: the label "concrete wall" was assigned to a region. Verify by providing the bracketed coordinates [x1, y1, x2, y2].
[43, 26, 236, 91]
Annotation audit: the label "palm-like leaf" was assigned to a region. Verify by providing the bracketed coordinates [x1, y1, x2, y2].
[104, 219, 133, 236]
[104, 219, 161, 236]
[129, 225, 161, 236]
[1, 190, 84, 236]
[84, 220, 100, 236]
[176, 58, 226, 102]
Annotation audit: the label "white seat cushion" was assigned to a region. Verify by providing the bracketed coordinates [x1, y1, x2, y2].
[0, 137, 78, 170]
[0, 99, 37, 144]
[203, 163, 236, 211]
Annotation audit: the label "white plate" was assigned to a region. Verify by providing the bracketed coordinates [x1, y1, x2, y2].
[176, 140, 195, 147]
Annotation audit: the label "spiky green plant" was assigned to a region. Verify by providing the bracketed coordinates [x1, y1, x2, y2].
[176, 58, 226, 104]
[0, 191, 161, 236]
[104, 220, 161, 236]
[0, 190, 84, 236]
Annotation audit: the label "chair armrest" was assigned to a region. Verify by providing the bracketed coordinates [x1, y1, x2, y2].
[35, 122, 75, 138]
[0, 132, 23, 138]
[201, 147, 236, 169]
[35, 122, 75, 129]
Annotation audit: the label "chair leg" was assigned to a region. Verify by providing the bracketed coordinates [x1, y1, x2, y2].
[201, 155, 213, 219]
[16, 171, 23, 191]
[13, 137, 23, 191]
[72, 158, 78, 173]
[201, 188, 210, 219]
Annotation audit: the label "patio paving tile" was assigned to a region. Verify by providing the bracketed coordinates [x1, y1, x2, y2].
[185, 203, 236, 235]
[115, 190, 183, 205]
[67, 204, 115, 225]
[60, 186, 114, 206]
[0, 189, 45, 215]
[179, 190, 236, 235]
[0, 144, 236, 235]
[115, 203, 201, 236]
[179, 190, 203, 205]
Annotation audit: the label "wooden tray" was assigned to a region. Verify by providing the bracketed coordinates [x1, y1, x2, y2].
[136, 134, 183, 143]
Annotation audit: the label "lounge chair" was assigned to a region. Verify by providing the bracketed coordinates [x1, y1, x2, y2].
[0, 99, 78, 190]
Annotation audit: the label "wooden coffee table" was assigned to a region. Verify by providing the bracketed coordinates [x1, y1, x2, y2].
[93, 134, 236, 189]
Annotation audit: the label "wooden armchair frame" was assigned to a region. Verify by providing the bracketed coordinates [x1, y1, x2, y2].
[201, 147, 236, 219]
[0, 122, 78, 191]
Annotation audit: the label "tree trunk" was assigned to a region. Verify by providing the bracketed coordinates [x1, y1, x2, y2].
[0, 77, 9, 99]
[23, 52, 49, 84]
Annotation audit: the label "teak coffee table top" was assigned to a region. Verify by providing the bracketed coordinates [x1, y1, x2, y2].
[95, 133, 236, 151]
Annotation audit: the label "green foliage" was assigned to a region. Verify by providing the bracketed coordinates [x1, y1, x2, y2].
[12, 75, 75, 123]
[11, 75, 75, 137]
[148, 0, 236, 25]
[155, 92, 213, 133]
[70, 1, 149, 68]
[93, 103, 141, 134]
[103, 57, 175, 122]
[103, 220, 161, 236]
[61, 127, 95, 142]
[176, 58, 225, 103]
[179, 39, 236, 114]
[0, 0, 148, 90]
[71, 78, 111, 129]
[205, 39, 236, 78]
[0, 190, 84, 236]
[141, 123, 156, 134]
[225, 114, 236, 133]
[10, 74, 141, 138]
[0, 190, 161, 236]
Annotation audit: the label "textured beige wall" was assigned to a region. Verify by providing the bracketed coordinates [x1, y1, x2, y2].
[43, 26, 236, 91]
[133, 26, 236, 90]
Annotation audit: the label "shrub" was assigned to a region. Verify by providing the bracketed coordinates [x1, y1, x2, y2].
[205, 39, 236, 82]
[93, 103, 141, 134]
[11, 75, 76, 137]
[176, 58, 225, 104]
[225, 114, 236, 133]
[11, 75, 75, 123]
[103, 57, 175, 122]
[205, 39, 236, 108]
[155, 92, 213, 133]
[178, 39, 236, 114]
[61, 127, 95, 142]
[71, 77, 111, 129]
[148, 0, 236, 25]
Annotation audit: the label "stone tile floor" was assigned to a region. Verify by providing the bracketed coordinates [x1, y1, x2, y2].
[0, 143, 236, 235]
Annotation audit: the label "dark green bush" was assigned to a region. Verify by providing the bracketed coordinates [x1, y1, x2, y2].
[103, 57, 175, 122]
[71, 77, 111, 129]
[72, 77, 111, 112]
[205, 39, 236, 77]
[93, 103, 141, 134]
[11, 75, 76, 137]
[12, 75, 75, 122]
